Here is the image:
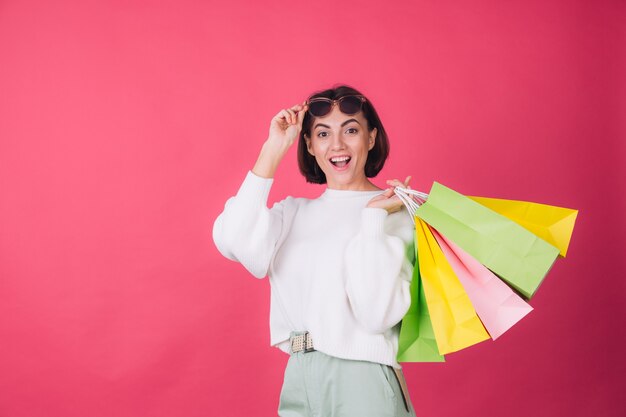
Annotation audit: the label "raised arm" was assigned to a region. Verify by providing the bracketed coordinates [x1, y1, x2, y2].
[212, 102, 308, 278]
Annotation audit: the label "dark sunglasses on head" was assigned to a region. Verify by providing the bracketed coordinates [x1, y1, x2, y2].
[306, 95, 366, 118]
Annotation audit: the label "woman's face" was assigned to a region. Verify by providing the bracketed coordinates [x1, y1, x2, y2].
[304, 105, 378, 191]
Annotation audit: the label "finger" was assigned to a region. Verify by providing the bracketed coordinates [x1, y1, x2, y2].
[286, 109, 296, 124]
[290, 105, 304, 118]
[377, 188, 393, 199]
[404, 175, 411, 187]
[386, 179, 404, 188]
[396, 178, 409, 189]
[274, 109, 290, 121]
[297, 105, 307, 125]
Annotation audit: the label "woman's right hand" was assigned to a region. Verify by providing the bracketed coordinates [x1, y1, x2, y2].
[266, 101, 308, 151]
[253, 101, 308, 179]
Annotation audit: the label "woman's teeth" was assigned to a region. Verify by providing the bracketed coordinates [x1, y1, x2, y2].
[330, 156, 351, 167]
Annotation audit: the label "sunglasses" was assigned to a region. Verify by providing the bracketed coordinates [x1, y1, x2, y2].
[306, 95, 367, 118]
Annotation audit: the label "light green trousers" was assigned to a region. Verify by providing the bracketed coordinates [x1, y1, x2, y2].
[278, 331, 417, 417]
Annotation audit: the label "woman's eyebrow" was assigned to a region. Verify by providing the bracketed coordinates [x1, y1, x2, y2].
[313, 119, 361, 130]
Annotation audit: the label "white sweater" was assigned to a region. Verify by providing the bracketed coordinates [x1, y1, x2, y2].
[212, 170, 415, 369]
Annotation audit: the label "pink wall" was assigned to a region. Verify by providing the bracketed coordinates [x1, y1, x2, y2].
[0, 1, 623, 416]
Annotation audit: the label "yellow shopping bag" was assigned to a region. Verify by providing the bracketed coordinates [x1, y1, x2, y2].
[415, 217, 490, 355]
[468, 196, 578, 257]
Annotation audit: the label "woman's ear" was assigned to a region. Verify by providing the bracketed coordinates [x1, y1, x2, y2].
[305, 134, 315, 156]
[368, 127, 377, 151]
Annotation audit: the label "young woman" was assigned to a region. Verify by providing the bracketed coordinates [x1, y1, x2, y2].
[213, 85, 417, 416]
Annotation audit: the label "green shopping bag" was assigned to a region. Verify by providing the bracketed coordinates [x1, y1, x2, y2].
[397, 239, 445, 362]
[414, 182, 560, 299]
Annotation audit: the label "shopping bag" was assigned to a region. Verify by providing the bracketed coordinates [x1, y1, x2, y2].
[415, 217, 490, 355]
[414, 182, 561, 299]
[431, 227, 533, 340]
[467, 196, 578, 257]
[397, 239, 445, 362]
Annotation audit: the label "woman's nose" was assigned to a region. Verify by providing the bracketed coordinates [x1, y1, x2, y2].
[330, 133, 346, 149]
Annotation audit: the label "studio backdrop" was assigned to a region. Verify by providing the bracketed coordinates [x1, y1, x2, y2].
[0, 1, 623, 417]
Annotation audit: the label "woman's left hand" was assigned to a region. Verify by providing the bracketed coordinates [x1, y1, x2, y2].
[366, 176, 412, 214]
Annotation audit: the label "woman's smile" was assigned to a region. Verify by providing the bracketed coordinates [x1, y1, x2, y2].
[329, 155, 351, 170]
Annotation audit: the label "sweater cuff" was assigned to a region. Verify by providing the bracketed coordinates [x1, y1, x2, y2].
[361, 207, 388, 236]
[235, 170, 274, 205]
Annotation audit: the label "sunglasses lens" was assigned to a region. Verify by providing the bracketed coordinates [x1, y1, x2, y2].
[339, 96, 363, 114]
[309, 101, 332, 117]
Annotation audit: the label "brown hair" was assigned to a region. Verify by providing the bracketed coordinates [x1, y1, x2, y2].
[297, 84, 390, 184]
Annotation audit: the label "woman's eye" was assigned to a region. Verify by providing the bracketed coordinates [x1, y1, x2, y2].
[317, 131, 328, 138]
[347, 128, 358, 134]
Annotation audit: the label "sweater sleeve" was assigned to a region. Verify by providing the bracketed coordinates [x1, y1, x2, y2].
[344, 207, 414, 334]
[212, 170, 292, 279]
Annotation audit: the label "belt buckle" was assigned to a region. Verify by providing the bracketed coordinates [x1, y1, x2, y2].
[290, 335, 297, 353]
[303, 331, 315, 353]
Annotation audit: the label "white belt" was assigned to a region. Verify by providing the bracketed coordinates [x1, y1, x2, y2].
[290, 331, 315, 353]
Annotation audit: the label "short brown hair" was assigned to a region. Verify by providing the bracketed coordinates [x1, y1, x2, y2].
[297, 84, 390, 184]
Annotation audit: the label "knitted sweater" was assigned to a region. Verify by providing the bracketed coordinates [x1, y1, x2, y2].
[212, 170, 415, 369]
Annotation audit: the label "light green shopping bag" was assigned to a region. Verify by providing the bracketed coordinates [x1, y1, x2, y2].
[397, 239, 445, 362]
[414, 182, 560, 299]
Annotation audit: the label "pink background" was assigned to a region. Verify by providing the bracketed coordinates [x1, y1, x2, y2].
[1, 1, 623, 416]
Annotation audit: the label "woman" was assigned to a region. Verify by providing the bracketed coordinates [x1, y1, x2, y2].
[213, 84, 417, 416]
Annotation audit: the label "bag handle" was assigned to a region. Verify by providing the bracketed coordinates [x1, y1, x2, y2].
[393, 186, 429, 224]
